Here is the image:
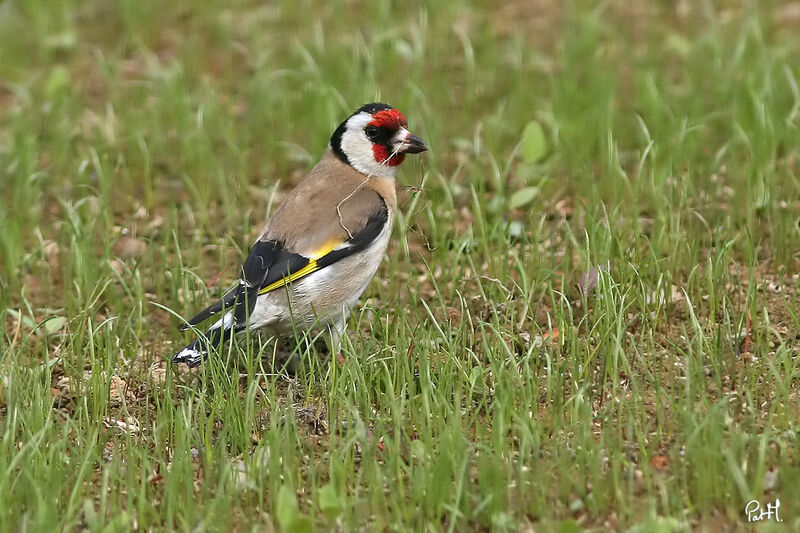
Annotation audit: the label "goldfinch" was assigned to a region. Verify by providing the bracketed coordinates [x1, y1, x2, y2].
[172, 103, 427, 367]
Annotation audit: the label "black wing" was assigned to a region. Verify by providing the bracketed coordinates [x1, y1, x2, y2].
[315, 207, 387, 269]
[179, 283, 240, 331]
[180, 240, 303, 330]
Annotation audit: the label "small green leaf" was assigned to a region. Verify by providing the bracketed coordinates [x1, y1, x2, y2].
[44, 316, 67, 335]
[82, 498, 98, 528]
[292, 516, 313, 533]
[558, 519, 581, 533]
[410, 440, 427, 463]
[627, 516, 686, 533]
[44, 31, 78, 51]
[318, 484, 343, 519]
[7, 309, 38, 330]
[568, 497, 584, 512]
[275, 485, 312, 533]
[665, 33, 692, 58]
[507, 220, 524, 239]
[520, 121, 547, 164]
[508, 186, 540, 210]
[487, 195, 506, 214]
[276, 485, 298, 530]
[44, 66, 71, 98]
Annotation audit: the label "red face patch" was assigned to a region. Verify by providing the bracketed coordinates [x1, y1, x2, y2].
[369, 108, 408, 165]
[368, 109, 408, 130]
[373, 144, 406, 166]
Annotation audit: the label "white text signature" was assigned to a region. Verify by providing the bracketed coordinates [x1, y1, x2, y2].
[745, 499, 782, 522]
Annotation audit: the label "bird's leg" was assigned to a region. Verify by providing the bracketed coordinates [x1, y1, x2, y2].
[325, 311, 350, 360]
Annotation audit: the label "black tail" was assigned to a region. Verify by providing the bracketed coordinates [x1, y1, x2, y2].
[172, 326, 232, 367]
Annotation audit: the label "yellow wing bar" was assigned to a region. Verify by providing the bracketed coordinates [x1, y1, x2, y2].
[255, 240, 345, 296]
[257, 259, 321, 295]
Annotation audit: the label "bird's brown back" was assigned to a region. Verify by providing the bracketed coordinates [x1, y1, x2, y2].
[260, 150, 397, 257]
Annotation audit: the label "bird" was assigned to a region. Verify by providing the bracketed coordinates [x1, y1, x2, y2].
[172, 103, 427, 367]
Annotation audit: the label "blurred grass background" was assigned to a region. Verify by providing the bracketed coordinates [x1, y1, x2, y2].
[1, 0, 799, 530]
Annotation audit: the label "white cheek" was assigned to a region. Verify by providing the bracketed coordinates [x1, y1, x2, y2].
[340, 130, 398, 178]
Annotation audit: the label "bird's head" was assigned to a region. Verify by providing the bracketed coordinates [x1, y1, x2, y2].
[330, 102, 427, 178]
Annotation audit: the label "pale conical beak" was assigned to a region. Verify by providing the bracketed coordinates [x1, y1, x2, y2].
[402, 133, 428, 154]
[393, 128, 428, 154]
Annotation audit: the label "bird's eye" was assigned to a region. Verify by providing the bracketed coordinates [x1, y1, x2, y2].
[364, 125, 379, 140]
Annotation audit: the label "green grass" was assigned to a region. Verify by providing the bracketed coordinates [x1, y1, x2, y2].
[2, 0, 799, 530]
